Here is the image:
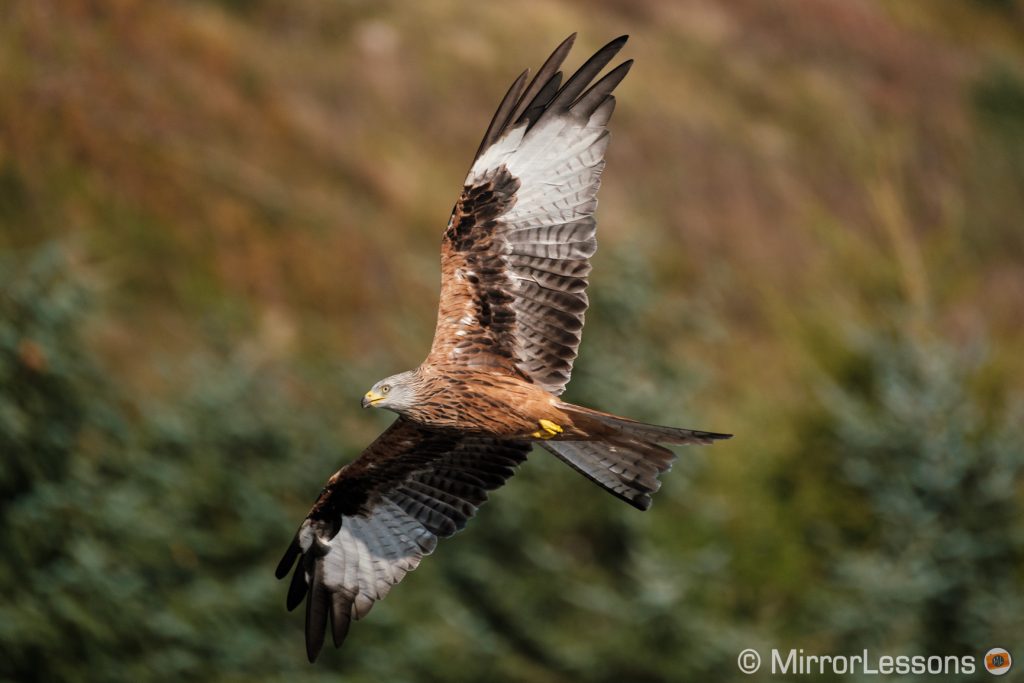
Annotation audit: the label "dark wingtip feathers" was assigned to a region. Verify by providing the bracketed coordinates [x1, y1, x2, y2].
[475, 68, 530, 160]
[305, 564, 329, 662]
[275, 537, 301, 580]
[502, 33, 575, 133]
[286, 565, 309, 612]
[472, 33, 631, 167]
[572, 59, 633, 118]
[330, 593, 353, 649]
[547, 34, 630, 114]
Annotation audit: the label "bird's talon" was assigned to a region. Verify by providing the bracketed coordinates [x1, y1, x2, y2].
[532, 419, 563, 440]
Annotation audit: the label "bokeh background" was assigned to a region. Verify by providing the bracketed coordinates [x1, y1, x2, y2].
[2, 1, 1023, 681]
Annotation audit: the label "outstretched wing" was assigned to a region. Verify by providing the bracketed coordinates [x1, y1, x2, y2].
[428, 34, 631, 395]
[275, 418, 530, 661]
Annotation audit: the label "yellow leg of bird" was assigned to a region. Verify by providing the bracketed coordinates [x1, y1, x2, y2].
[531, 419, 564, 440]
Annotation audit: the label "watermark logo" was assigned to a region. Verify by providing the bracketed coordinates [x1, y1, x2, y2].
[735, 647, 1015, 676]
[984, 648, 1012, 676]
[738, 648, 761, 674]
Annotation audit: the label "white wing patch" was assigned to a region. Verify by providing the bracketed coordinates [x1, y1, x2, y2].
[280, 426, 530, 660]
[465, 99, 615, 394]
[313, 499, 435, 621]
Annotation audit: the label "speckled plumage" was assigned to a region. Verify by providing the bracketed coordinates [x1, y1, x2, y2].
[278, 34, 732, 662]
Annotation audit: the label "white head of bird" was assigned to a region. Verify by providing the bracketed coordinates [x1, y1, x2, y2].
[362, 370, 418, 412]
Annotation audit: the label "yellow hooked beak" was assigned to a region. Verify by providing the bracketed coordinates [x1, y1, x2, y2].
[361, 390, 384, 408]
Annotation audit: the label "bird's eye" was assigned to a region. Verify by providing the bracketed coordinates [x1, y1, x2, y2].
[381, 385, 390, 394]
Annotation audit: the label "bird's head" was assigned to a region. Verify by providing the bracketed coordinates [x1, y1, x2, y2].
[362, 370, 418, 413]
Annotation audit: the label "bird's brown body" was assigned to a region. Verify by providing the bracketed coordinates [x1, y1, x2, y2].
[404, 365, 574, 438]
[277, 34, 732, 662]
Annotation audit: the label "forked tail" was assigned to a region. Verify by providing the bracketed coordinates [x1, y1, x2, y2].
[540, 403, 731, 510]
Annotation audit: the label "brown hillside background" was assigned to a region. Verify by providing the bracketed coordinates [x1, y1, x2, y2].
[2, 1, 1023, 681]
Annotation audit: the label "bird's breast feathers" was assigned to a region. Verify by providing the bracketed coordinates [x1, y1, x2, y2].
[402, 368, 572, 439]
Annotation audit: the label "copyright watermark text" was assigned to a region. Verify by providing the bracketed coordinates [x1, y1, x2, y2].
[736, 648, 1013, 676]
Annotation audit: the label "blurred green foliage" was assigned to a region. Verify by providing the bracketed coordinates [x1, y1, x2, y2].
[783, 329, 1024, 659]
[0, 247, 298, 681]
[2, 1, 1024, 681]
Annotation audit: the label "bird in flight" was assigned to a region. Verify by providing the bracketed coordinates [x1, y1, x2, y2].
[276, 33, 731, 661]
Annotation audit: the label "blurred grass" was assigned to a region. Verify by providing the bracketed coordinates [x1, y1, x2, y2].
[1, 0, 1023, 681]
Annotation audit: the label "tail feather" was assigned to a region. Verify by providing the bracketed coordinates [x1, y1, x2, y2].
[544, 403, 732, 509]
[541, 439, 674, 510]
[559, 402, 733, 445]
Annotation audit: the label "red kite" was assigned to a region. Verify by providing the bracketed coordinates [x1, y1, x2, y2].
[277, 34, 731, 661]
